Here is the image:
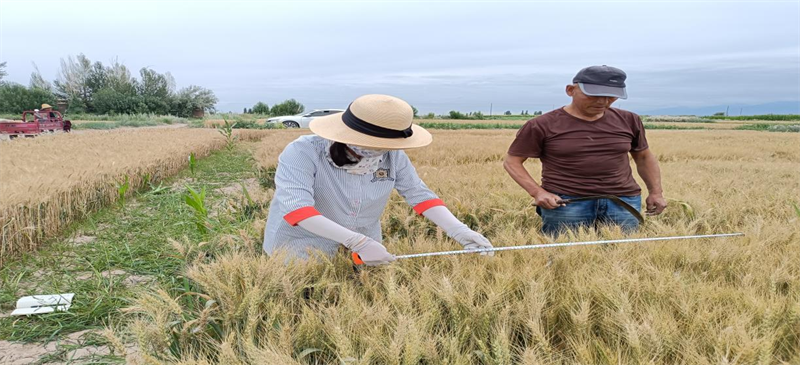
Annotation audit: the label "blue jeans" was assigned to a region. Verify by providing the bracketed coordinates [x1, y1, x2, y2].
[536, 194, 642, 236]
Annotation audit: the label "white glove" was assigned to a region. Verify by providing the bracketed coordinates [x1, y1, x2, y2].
[422, 206, 494, 256]
[298, 215, 395, 265]
[447, 225, 494, 256]
[344, 235, 396, 266]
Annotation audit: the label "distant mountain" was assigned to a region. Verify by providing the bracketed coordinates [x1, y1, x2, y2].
[635, 101, 799, 116]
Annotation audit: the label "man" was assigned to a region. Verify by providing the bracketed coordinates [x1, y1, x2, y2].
[41, 103, 56, 118]
[504, 65, 667, 235]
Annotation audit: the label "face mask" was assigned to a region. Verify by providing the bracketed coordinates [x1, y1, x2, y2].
[324, 141, 387, 175]
[349, 145, 388, 158]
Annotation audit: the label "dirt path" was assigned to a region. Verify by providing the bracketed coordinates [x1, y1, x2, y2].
[0, 142, 264, 364]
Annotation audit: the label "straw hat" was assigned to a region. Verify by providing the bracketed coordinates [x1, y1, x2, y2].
[309, 94, 432, 150]
[41, 103, 53, 109]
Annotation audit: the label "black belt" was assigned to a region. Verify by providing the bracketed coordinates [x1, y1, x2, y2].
[556, 195, 644, 224]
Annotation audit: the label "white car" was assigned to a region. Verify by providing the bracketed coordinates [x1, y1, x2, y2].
[266, 109, 345, 128]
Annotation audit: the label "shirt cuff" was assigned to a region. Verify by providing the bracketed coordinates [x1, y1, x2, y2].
[284, 206, 321, 226]
[413, 198, 445, 215]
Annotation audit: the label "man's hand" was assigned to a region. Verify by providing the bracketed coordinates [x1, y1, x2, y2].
[645, 193, 667, 215]
[449, 226, 494, 256]
[631, 149, 666, 215]
[533, 190, 566, 210]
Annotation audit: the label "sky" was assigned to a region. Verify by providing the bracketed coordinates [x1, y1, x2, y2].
[1, 0, 799, 115]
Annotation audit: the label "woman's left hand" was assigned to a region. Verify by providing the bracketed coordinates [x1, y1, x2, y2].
[449, 226, 494, 256]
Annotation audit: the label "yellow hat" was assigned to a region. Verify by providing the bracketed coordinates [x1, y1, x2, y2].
[309, 94, 432, 150]
[41, 104, 53, 109]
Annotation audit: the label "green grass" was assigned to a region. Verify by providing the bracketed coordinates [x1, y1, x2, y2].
[415, 115, 538, 121]
[735, 123, 772, 131]
[72, 122, 117, 130]
[417, 122, 706, 130]
[0, 112, 189, 125]
[702, 114, 800, 121]
[767, 124, 800, 132]
[735, 123, 800, 132]
[0, 112, 189, 130]
[188, 118, 285, 129]
[73, 119, 168, 130]
[0, 143, 263, 346]
[417, 122, 525, 130]
[477, 114, 537, 120]
[642, 115, 710, 123]
[643, 124, 704, 130]
[67, 113, 189, 124]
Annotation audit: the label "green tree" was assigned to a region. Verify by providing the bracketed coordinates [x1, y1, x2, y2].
[449, 110, 466, 119]
[104, 59, 137, 95]
[29, 63, 53, 91]
[504, 110, 511, 115]
[94, 88, 147, 114]
[270, 99, 304, 116]
[170, 85, 218, 117]
[252, 102, 270, 114]
[54, 54, 94, 112]
[138, 68, 174, 114]
[0, 61, 7, 81]
[411, 105, 418, 117]
[0, 83, 57, 114]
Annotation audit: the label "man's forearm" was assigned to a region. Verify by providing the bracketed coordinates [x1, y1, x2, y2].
[503, 156, 545, 197]
[635, 154, 663, 195]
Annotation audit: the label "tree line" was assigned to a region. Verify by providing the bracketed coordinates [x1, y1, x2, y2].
[0, 55, 217, 117]
[243, 99, 305, 116]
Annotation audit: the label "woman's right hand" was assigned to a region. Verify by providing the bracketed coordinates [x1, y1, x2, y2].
[346, 235, 395, 266]
[533, 190, 566, 210]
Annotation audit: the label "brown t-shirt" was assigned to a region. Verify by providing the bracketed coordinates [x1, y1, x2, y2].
[507, 107, 649, 196]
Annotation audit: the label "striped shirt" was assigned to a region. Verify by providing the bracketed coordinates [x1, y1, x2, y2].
[263, 135, 442, 258]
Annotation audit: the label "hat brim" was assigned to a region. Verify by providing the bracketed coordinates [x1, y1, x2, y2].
[578, 83, 628, 100]
[309, 113, 432, 150]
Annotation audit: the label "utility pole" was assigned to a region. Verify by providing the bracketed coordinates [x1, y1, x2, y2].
[725, 105, 729, 116]
[489, 103, 492, 116]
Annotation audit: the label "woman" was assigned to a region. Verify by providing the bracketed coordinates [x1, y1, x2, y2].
[263, 94, 493, 265]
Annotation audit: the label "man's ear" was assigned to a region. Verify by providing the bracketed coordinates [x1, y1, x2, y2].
[565, 84, 575, 97]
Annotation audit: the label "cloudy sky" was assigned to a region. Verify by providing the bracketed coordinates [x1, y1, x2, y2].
[1, 0, 798, 114]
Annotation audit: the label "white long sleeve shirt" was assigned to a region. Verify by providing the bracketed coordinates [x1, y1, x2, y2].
[263, 135, 442, 259]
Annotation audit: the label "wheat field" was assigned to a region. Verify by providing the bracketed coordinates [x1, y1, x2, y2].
[0, 128, 270, 265]
[120, 129, 800, 365]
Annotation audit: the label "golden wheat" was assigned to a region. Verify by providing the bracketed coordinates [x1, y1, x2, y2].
[126, 129, 798, 364]
[0, 128, 271, 265]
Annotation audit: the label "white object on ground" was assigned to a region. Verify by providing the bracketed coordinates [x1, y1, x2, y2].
[10, 293, 74, 316]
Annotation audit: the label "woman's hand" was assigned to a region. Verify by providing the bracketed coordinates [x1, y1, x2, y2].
[346, 235, 396, 266]
[449, 226, 495, 256]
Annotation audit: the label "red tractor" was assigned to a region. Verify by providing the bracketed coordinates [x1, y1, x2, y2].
[0, 106, 71, 140]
